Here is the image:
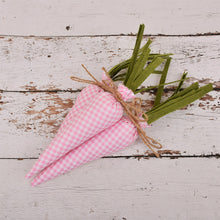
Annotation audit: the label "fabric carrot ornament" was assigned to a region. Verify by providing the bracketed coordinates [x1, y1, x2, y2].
[31, 65, 212, 186]
[26, 24, 167, 180]
[31, 66, 161, 186]
[26, 24, 213, 186]
[26, 76, 135, 179]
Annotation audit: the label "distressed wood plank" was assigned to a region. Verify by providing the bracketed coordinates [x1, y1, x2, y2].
[0, 158, 219, 220]
[0, 35, 220, 91]
[0, 0, 220, 35]
[0, 91, 219, 157]
[1, 2, 219, 219]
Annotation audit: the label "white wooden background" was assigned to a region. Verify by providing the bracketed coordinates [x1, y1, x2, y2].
[0, 1, 220, 219]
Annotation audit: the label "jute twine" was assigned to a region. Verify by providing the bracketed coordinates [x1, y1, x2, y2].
[70, 64, 162, 157]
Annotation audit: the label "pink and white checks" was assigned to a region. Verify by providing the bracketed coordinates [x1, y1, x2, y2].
[58, 85, 102, 133]
[31, 116, 147, 186]
[26, 84, 135, 180]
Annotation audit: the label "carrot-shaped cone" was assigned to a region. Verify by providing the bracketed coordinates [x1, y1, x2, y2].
[31, 116, 147, 186]
[26, 80, 135, 179]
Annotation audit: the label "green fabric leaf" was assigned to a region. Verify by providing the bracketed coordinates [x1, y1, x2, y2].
[124, 24, 145, 85]
[171, 72, 188, 97]
[154, 57, 171, 106]
[147, 84, 213, 124]
[147, 82, 199, 114]
[131, 57, 165, 91]
[126, 43, 151, 88]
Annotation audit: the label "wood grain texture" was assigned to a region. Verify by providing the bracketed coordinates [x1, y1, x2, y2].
[0, 158, 219, 220]
[0, 0, 220, 36]
[0, 91, 219, 158]
[1, 1, 220, 219]
[0, 35, 219, 91]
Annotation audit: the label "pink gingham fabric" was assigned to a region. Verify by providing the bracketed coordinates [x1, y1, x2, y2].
[59, 83, 135, 132]
[26, 84, 135, 179]
[26, 85, 100, 179]
[58, 85, 102, 133]
[32, 116, 146, 186]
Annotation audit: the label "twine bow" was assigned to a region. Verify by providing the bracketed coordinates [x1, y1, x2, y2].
[71, 64, 162, 157]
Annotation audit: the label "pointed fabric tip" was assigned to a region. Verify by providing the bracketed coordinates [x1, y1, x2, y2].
[25, 173, 31, 179]
[31, 179, 39, 187]
[31, 116, 140, 186]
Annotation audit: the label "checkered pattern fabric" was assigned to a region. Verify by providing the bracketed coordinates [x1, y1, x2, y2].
[26, 84, 135, 180]
[32, 116, 144, 186]
[26, 92, 124, 179]
[58, 85, 102, 133]
[26, 85, 100, 179]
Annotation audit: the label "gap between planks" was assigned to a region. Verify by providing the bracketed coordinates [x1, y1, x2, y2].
[1, 33, 220, 38]
[1, 87, 220, 93]
[1, 154, 219, 160]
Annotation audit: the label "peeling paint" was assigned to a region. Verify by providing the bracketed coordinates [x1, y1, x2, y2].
[187, 77, 220, 89]
[158, 150, 181, 155]
[140, 100, 154, 111]
[23, 94, 73, 134]
[6, 93, 74, 136]
[43, 37, 52, 40]
[129, 150, 181, 160]
[145, 150, 181, 157]
[20, 82, 61, 91]
[0, 94, 3, 110]
[198, 94, 219, 111]
[21, 84, 37, 91]
[200, 94, 215, 101]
